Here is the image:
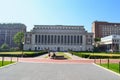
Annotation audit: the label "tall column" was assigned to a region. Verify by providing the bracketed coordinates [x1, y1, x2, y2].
[71, 35, 73, 45]
[66, 35, 68, 45]
[43, 35, 45, 44]
[63, 35, 65, 45]
[76, 35, 77, 45]
[60, 35, 61, 45]
[82, 35, 86, 51]
[33, 34, 36, 45]
[46, 35, 48, 45]
[69, 35, 71, 45]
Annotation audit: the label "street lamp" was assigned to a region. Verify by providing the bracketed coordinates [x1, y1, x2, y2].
[22, 42, 24, 57]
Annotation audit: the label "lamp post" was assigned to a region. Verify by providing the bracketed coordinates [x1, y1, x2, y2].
[22, 42, 24, 57]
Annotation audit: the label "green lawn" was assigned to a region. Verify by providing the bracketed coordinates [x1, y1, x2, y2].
[0, 61, 14, 67]
[99, 63, 119, 73]
[56, 52, 72, 59]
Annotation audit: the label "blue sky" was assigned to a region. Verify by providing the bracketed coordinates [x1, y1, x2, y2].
[0, 0, 120, 32]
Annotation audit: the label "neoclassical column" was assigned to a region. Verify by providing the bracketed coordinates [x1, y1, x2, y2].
[46, 35, 48, 45]
[42, 35, 44, 44]
[69, 35, 71, 45]
[68, 35, 70, 45]
[63, 35, 64, 45]
[60, 35, 61, 45]
[66, 35, 68, 45]
[71, 35, 73, 45]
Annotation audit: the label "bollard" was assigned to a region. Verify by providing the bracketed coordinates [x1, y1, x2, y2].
[94, 57, 96, 63]
[2, 57, 4, 66]
[108, 58, 109, 69]
[17, 57, 19, 62]
[119, 62, 120, 74]
[10, 57, 12, 63]
[100, 58, 101, 65]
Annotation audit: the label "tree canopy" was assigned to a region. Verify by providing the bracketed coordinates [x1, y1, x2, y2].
[14, 32, 24, 50]
[94, 37, 101, 42]
[0, 43, 9, 49]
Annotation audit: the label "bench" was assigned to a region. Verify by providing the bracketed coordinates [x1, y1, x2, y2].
[51, 55, 65, 59]
[55, 55, 64, 59]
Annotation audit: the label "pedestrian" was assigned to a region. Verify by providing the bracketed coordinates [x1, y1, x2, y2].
[52, 52, 56, 59]
[72, 53, 73, 55]
[48, 53, 51, 57]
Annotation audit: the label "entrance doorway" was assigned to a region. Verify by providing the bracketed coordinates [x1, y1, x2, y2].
[57, 47, 60, 51]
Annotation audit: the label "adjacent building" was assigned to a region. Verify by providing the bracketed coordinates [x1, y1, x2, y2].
[0, 23, 26, 48]
[92, 21, 120, 38]
[24, 25, 93, 51]
[101, 35, 120, 52]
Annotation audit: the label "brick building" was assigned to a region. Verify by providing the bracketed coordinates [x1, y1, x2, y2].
[92, 21, 120, 38]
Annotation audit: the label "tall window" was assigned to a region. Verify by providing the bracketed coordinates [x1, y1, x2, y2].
[74, 36, 76, 44]
[58, 35, 60, 44]
[42, 35, 44, 44]
[61, 35, 63, 44]
[54, 35, 56, 44]
[39, 35, 40, 43]
[77, 36, 79, 44]
[68, 35, 70, 44]
[35, 35, 37, 43]
[80, 36, 82, 44]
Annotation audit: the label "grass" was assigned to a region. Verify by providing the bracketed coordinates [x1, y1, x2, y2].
[99, 63, 119, 73]
[0, 61, 15, 67]
[56, 52, 72, 59]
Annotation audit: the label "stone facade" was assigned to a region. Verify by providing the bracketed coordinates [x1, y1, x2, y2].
[0, 23, 26, 47]
[24, 25, 93, 51]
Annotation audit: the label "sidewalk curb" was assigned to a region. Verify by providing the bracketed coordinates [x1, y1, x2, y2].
[93, 63, 120, 76]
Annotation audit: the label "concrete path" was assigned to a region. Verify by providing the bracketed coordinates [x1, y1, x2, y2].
[0, 62, 120, 80]
[35, 52, 86, 60]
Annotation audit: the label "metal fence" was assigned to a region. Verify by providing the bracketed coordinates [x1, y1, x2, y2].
[0, 57, 19, 66]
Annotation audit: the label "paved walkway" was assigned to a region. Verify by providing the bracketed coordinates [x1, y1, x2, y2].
[0, 62, 120, 80]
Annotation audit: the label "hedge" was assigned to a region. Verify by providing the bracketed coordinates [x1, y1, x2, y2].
[0, 51, 48, 57]
[72, 52, 120, 59]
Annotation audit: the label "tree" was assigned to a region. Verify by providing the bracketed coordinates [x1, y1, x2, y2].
[14, 32, 24, 50]
[0, 43, 9, 50]
[94, 37, 101, 42]
[94, 37, 101, 52]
